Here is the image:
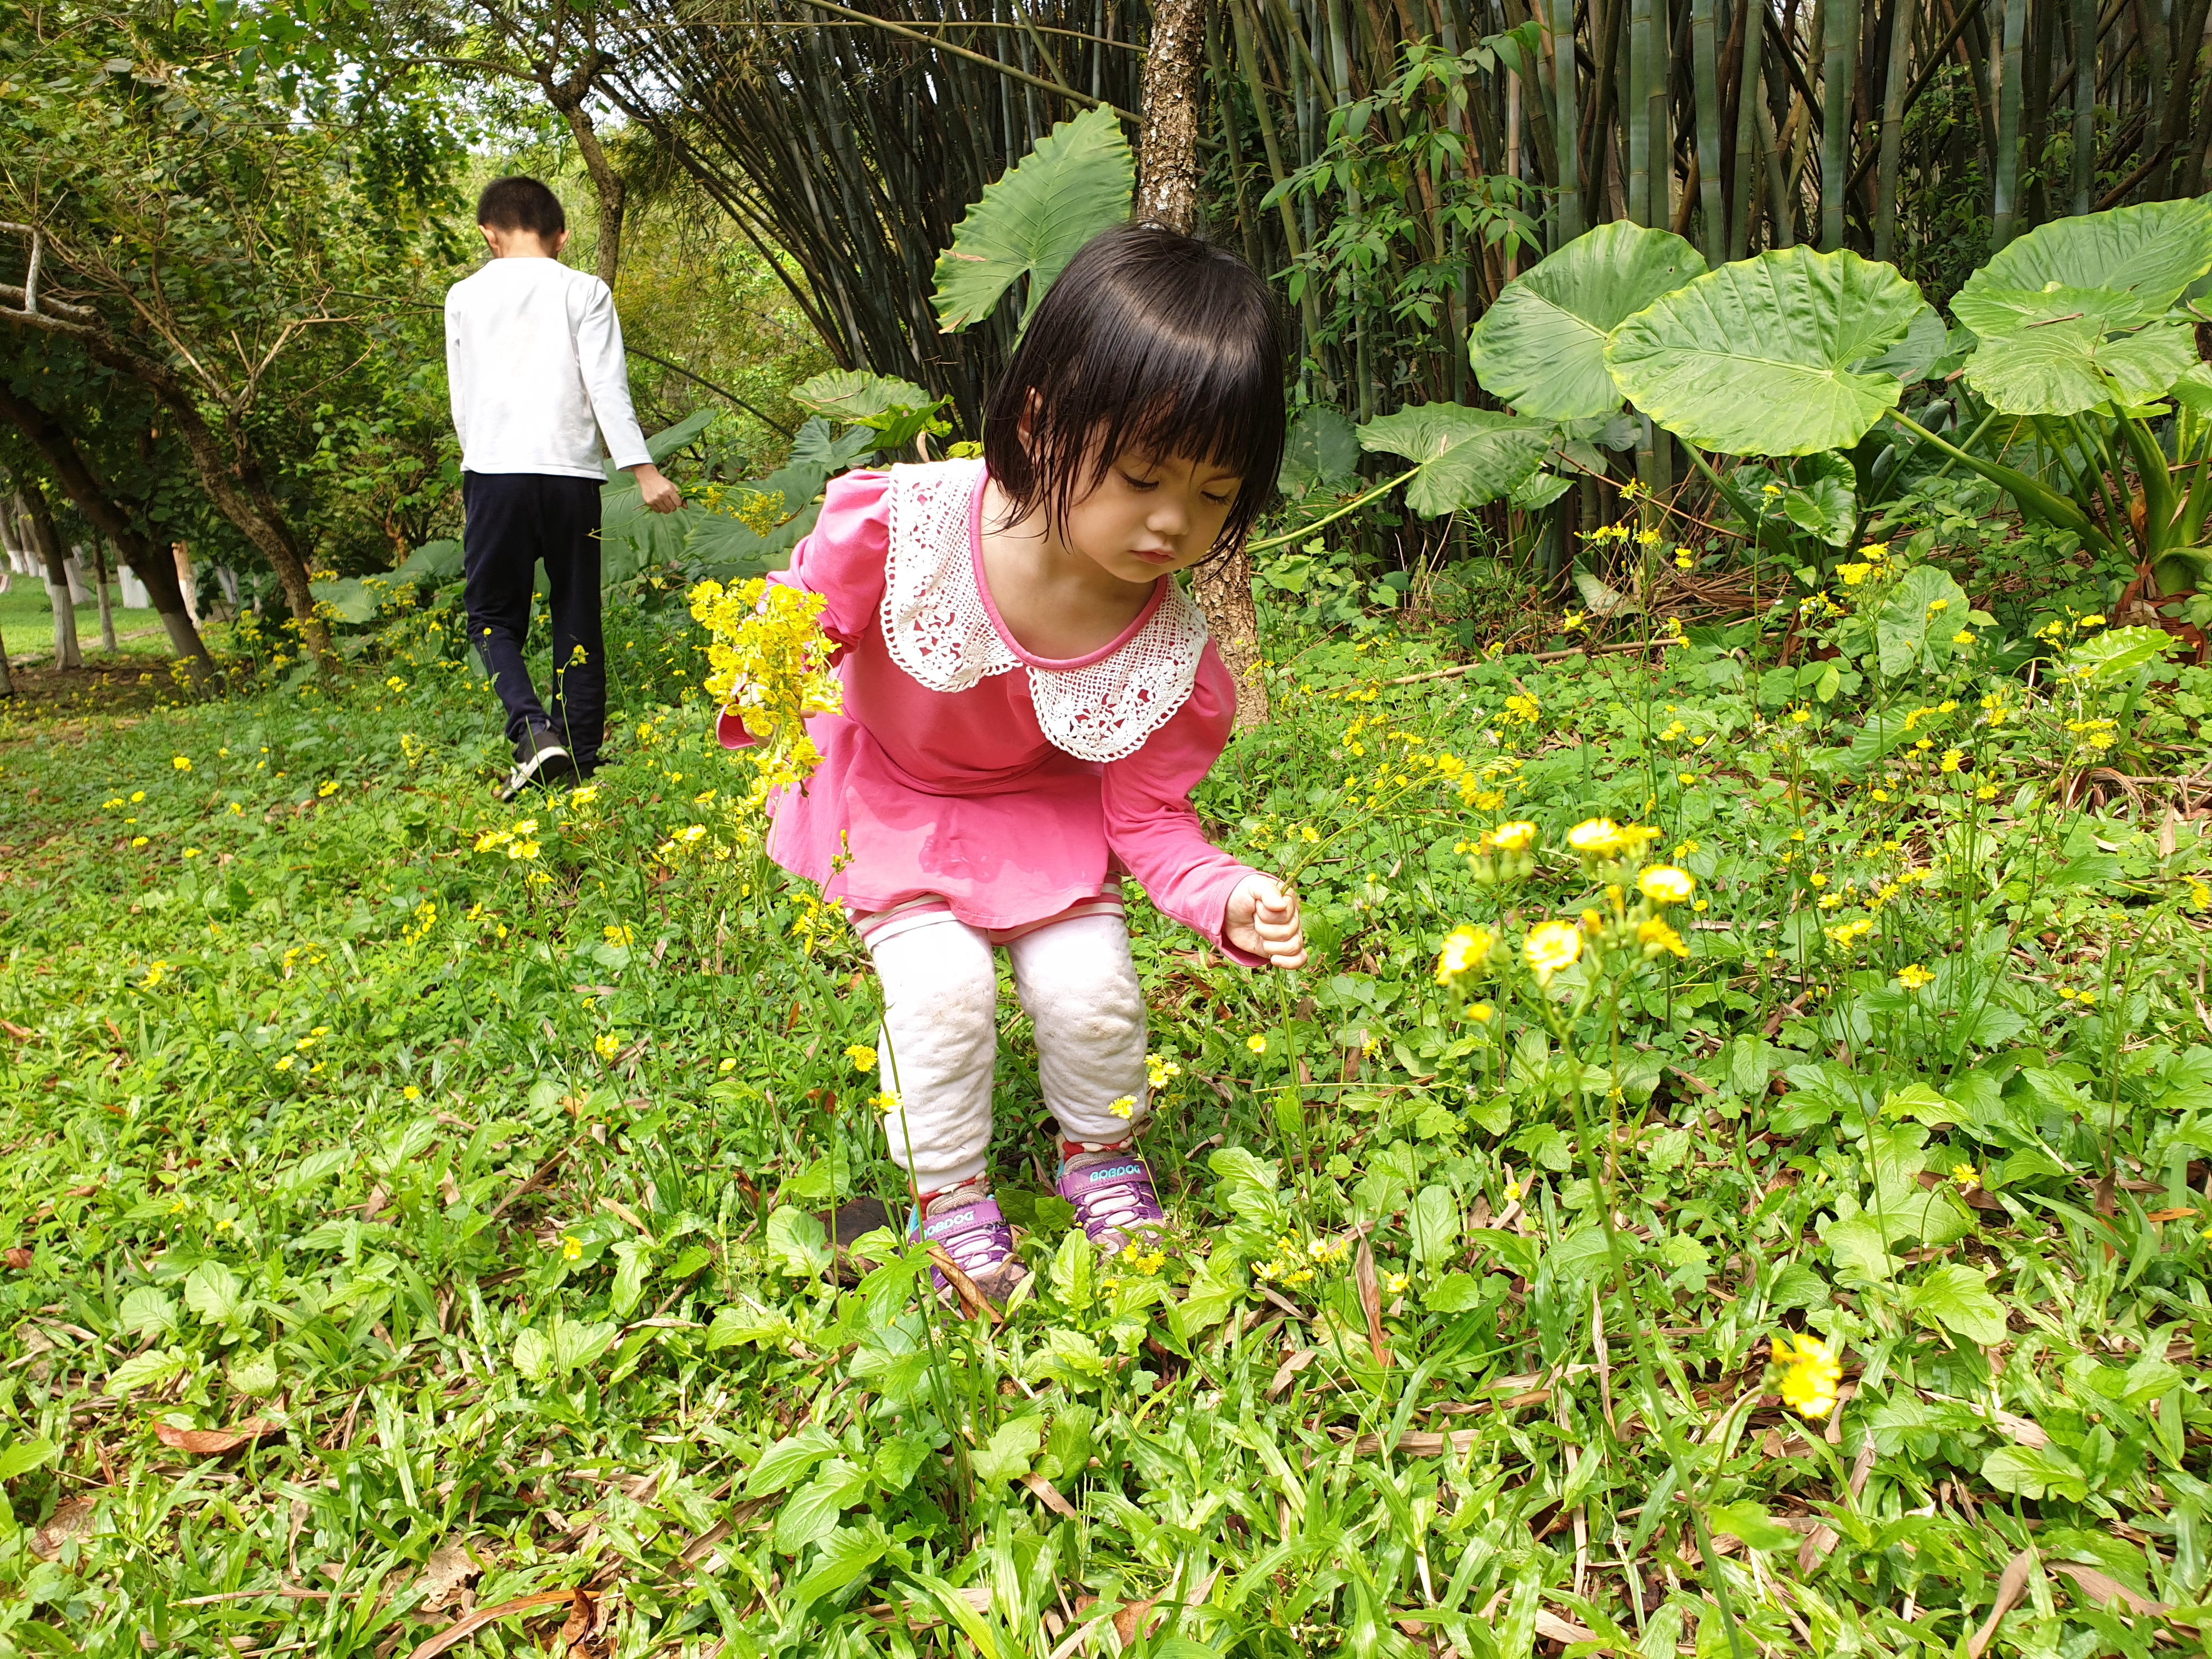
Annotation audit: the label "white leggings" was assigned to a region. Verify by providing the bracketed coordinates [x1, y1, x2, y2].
[866, 911, 1148, 1194]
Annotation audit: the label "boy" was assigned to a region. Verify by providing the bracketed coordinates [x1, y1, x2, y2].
[445, 176, 681, 799]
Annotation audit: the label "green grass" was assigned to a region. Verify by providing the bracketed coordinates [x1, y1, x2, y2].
[0, 581, 171, 664]
[0, 555, 2208, 1658]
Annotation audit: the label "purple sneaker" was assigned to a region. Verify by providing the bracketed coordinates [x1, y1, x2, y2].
[908, 1181, 1029, 1309]
[1056, 1143, 1166, 1254]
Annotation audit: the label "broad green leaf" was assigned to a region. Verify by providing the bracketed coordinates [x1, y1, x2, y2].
[1962, 317, 2198, 415]
[275, 1146, 353, 1193]
[747, 1424, 841, 1497]
[1409, 1184, 1460, 1266]
[226, 1350, 281, 1397]
[1908, 1264, 2008, 1346]
[1820, 1211, 1896, 1282]
[1422, 1271, 1487, 1313]
[109, 1348, 188, 1395]
[1605, 247, 1931, 454]
[1875, 564, 1972, 675]
[931, 104, 1133, 331]
[1207, 1147, 1282, 1224]
[789, 1521, 893, 1608]
[120, 1286, 178, 1340]
[794, 370, 935, 422]
[1949, 284, 2149, 338]
[775, 1460, 870, 1554]
[1039, 1403, 1096, 1482]
[1707, 1501, 1797, 1550]
[2170, 362, 2212, 415]
[872, 1435, 933, 1492]
[1983, 1442, 2089, 1502]
[1957, 198, 2212, 326]
[551, 1317, 618, 1378]
[0, 1439, 55, 1481]
[183, 1262, 242, 1327]
[1048, 1228, 1094, 1314]
[2061, 623, 2176, 684]
[1278, 404, 1362, 494]
[511, 1328, 552, 1384]
[969, 1415, 1041, 1487]
[1169, 1254, 1244, 1338]
[1356, 403, 1554, 514]
[766, 1206, 833, 1278]
[1782, 456, 1857, 546]
[610, 1240, 654, 1319]
[641, 407, 717, 468]
[1466, 220, 1707, 418]
[307, 578, 379, 625]
[1512, 469, 1575, 510]
[1855, 304, 1952, 382]
[393, 539, 462, 584]
[787, 415, 881, 475]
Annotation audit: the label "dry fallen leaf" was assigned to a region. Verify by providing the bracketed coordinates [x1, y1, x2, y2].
[153, 1418, 283, 1455]
[406, 1587, 579, 1659]
[2, 1248, 30, 1271]
[2046, 1559, 2169, 1616]
[1265, 1348, 1317, 1401]
[1022, 1472, 1078, 1519]
[30, 1494, 97, 1559]
[1968, 1548, 2039, 1659]
[1353, 1237, 1389, 1369]
[415, 1539, 482, 1617]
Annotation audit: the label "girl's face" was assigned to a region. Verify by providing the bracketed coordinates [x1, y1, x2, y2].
[1059, 449, 1244, 586]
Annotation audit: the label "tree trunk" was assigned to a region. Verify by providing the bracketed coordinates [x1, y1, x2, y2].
[0, 381, 215, 679]
[1142, 0, 1268, 725]
[91, 537, 118, 652]
[0, 312, 325, 658]
[563, 100, 627, 290]
[1138, 0, 1208, 232]
[20, 482, 81, 670]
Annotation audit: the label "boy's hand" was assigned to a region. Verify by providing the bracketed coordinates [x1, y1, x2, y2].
[1226, 874, 1306, 970]
[630, 462, 682, 514]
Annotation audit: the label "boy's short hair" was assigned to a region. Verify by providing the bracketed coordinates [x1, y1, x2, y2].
[983, 224, 1286, 556]
[476, 177, 567, 240]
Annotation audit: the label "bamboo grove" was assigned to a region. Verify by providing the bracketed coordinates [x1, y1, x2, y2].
[562, 0, 2212, 432]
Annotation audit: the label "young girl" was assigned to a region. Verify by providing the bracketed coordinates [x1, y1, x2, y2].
[721, 225, 1306, 1304]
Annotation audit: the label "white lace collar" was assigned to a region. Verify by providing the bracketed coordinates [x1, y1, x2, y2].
[878, 458, 1210, 763]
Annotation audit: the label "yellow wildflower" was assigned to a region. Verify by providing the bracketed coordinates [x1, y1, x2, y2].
[1524, 920, 1583, 984]
[1247, 1033, 1268, 1054]
[1109, 1096, 1136, 1120]
[1771, 1331, 1843, 1419]
[1435, 924, 1493, 985]
[1897, 964, 1934, 990]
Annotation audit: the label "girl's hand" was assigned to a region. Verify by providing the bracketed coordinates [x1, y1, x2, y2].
[1226, 874, 1307, 970]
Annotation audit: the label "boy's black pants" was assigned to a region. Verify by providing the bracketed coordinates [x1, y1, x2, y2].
[462, 471, 605, 769]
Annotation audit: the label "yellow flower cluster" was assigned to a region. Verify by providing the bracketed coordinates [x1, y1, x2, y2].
[475, 819, 541, 860]
[1146, 1051, 1181, 1090]
[1770, 1331, 1843, 1419]
[690, 577, 844, 811]
[845, 1043, 877, 1073]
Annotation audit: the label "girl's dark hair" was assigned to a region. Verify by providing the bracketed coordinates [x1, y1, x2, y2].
[983, 224, 1286, 556]
[477, 176, 567, 240]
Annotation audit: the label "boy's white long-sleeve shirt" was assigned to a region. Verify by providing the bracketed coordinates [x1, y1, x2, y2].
[444, 257, 652, 479]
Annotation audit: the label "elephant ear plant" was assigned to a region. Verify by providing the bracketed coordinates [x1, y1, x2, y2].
[1468, 200, 2212, 602]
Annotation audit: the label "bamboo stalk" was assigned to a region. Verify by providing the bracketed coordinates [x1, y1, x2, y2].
[1551, 0, 1584, 241]
[2075, 0, 2100, 212]
[1873, 0, 1916, 261]
[1728, 0, 1763, 258]
[1628, 0, 1653, 221]
[1691, 0, 1727, 261]
[1991, 0, 2028, 247]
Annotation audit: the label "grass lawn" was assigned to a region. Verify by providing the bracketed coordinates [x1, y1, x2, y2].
[0, 580, 173, 666]
[0, 555, 2208, 1657]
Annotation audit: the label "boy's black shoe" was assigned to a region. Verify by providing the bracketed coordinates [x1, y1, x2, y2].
[496, 727, 575, 801]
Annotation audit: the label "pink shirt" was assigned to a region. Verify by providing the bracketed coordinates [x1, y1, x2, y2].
[720, 460, 1261, 963]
